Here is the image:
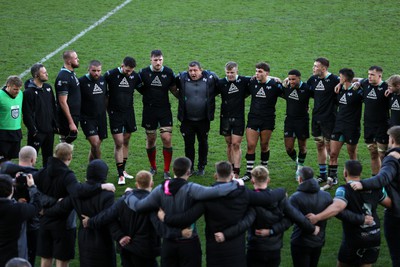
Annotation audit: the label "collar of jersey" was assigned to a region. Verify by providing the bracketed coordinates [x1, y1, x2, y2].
[150, 65, 164, 72]
[258, 78, 271, 84]
[225, 75, 239, 82]
[61, 67, 73, 73]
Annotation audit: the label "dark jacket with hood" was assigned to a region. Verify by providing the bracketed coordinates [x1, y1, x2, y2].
[44, 159, 116, 267]
[34, 156, 102, 229]
[360, 148, 400, 218]
[247, 188, 316, 252]
[162, 183, 288, 267]
[87, 188, 181, 260]
[23, 79, 58, 135]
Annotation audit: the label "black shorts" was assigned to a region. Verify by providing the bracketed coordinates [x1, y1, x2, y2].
[58, 114, 80, 137]
[80, 113, 108, 140]
[0, 140, 21, 162]
[108, 109, 137, 134]
[36, 227, 76, 261]
[311, 118, 334, 139]
[364, 124, 389, 144]
[220, 117, 245, 136]
[338, 242, 379, 265]
[284, 117, 309, 140]
[247, 114, 275, 131]
[331, 125, 361, 145]
[141, 106, 173, 130]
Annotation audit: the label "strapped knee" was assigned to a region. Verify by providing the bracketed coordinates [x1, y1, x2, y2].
[160, 127, 172, 134]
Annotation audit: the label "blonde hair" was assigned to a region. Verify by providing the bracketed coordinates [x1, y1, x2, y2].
[54, 143, 73, 162]
[251, 166, 269, 183]
[136, 170, 152, 188]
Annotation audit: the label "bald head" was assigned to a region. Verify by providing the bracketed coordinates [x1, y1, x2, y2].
[18, 146, 37, 167]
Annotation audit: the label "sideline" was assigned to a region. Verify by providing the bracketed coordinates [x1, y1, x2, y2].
[18, 0, 132, 78]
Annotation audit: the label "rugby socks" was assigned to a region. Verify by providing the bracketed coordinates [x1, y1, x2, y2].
[319, 164, 327, 180]
[163, 147, 173, 172]
[245, 153, 255, 175]
[287, 149, 297, 162]
[123, 157, 128, 171]
[147, 146, 157, 170]
[297, 151, 307, 166]
[261, 150, 270, 169]
[116, 162, 124, 177]
[328, 165, 338, 178]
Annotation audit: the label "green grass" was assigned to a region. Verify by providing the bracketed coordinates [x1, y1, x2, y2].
[2, 0, 399, 266]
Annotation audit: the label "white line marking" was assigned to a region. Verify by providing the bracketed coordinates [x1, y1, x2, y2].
[18, 0, 131, 79]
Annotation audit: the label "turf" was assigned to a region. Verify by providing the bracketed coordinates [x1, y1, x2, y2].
[1, 0, 399, 266]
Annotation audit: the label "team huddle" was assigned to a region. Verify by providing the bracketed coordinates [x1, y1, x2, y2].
[1, 49, 400, 267]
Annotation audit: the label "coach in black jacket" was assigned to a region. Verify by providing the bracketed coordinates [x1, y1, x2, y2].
[23, 63, 58, 167]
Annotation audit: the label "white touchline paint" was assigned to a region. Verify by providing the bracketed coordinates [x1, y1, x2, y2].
[18, 0, 132, 79]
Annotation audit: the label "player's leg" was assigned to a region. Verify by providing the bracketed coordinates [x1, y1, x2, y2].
[87, 135, 102, 161]
[112, 133, 125, 185]
[242, 127, 259, 181]
[259, 129, 273, 169]
[195, 120, 210, 175]
[145, 129, 157, 174]
[231, 134, 243, 178]
[180, 120, 196, 174]
[160, 127, 173, 179]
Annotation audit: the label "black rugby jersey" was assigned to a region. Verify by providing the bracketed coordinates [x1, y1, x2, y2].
[217, 75, 250, 118]
[389, 93, 400, 126]
[138, 66, 176, 108]
[335, 85, 363, 127]
[335, 183, 385, 248]
[104, 67, 141, 113]
[361, 79, 390, 126]
[55, 67, 81, 116]
[282, 81, 312, 119]
[248, 78, 282, 118]
[79, 74, 107, 118]
[307, 73, 339, 121]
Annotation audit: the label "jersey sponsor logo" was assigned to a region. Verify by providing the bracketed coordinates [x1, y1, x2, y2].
[256, 88, 266, 98]
[288, 89, 299, 100]
[315, 80, 325, 91]
[161, 74, 167, 79]
[339, 94, 347, 104]
[228, 83, 239, 94]
[35, 91, 38, 95]
[93, 84, 104, 94]
[46, 88, 51, 92]
[10, 105, 20, 119]
[119, 77, 130, 88]
[391, 99, 400, 110]
[151, 76, 162, 87]
[367, 88, 377, 100]
[74, 75, 80, 85]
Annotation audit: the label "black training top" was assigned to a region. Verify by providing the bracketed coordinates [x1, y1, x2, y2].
[361, 79, 390, 126]
[282, 81, 312, 119]
[307, 73, 339, 121]
[104, 67, 141, 113]
[55, 67, 81, 116]
[79, 74, 107, 119]
[248, 78, 282, 118]
[335, 85, 363, 127]
[389, 93, 400, 126]
[217, 76, 250, 118]
[138, 66, 176, 108]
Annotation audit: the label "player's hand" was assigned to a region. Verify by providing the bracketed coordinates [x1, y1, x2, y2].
[181, 228, 193, 238]
[119, 236, 131, 247]
[26, 173, 35, 187]
[81, 215, 90, 228]
[101, 183, 116, 192]
[158, 208, 166, 222]
[313, 225, 320, 236]
[350, 181, 363, 191]
[282, 77, 289, 87]
[385, 89, 391, 97]
[352, 82, 360, 90]
[255, 229, 270, 237]
[334, 83, 341, 94]
[306, 213, 318, 224]
[364, 215, 374, 225]
[233, 178, 244, 186]
[214, 232, 225, 243]
[69, 122, 78, 132]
